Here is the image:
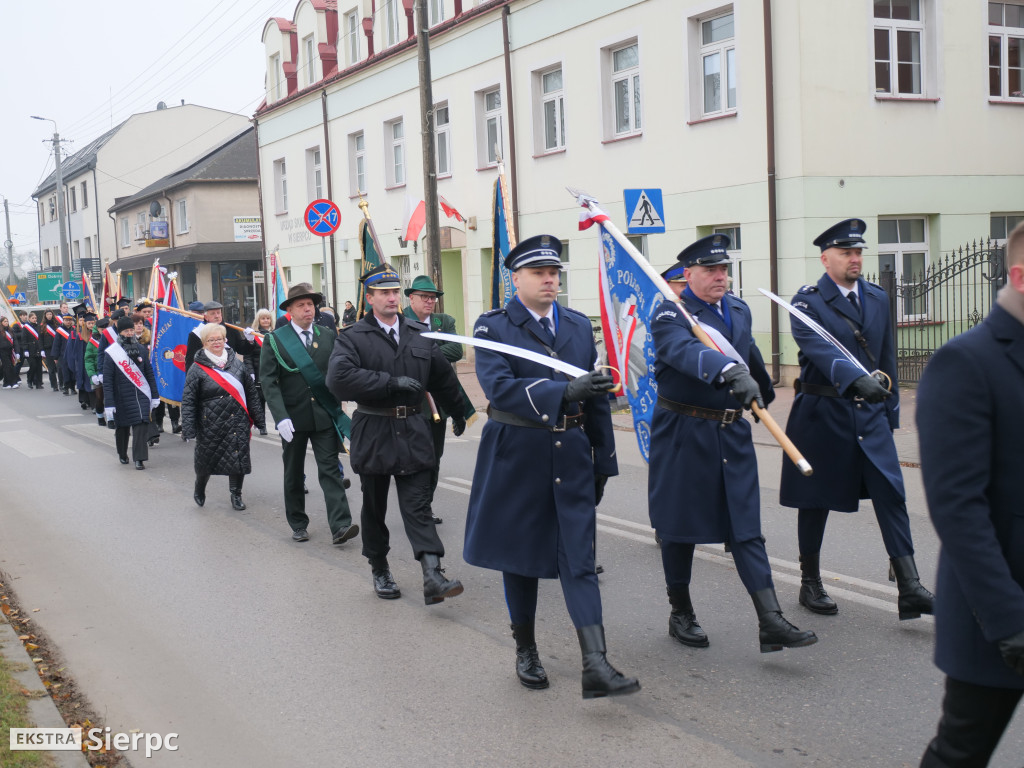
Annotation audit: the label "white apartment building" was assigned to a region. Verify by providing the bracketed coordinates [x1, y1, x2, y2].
[32, 104, 251, 295]
[255, 0, 1024, 374]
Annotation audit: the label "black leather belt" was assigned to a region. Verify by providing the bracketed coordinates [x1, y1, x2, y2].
[793, 379, 840, 398]
[357, 404, 422, 418]
[487, 405, 585, 432]
[656, 396, 742, 424]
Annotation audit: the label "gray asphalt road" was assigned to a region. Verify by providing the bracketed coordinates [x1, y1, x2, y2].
[1, 388, 1022, 767]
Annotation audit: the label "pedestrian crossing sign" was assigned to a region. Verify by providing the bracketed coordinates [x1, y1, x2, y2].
[623, 189, 665, 234]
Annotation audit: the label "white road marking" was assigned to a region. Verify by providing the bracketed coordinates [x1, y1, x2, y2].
[63, 423, 117, 446]
[443, 477, 473, 487]
[0, 418, 22, 423]
[0, 429, 73, 457]
[38, 413, 80, 419]
[437, 481, 471, 495]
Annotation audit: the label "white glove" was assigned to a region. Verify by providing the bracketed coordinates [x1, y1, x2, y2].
[104, 408, 115, 421]
[243, 328, 255, 342]
[250, 373, 256, 380]
[276, 418, 295, 443]
[23, 351, 29, 358]
[91, 375, 101, 386]
[40, 351, 45, 358]
[151, 399, 161, 409]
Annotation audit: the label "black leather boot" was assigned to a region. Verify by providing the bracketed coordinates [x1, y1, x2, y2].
[229, 474, 246, 510]
[889, 555, 934, 620]
[577, 625, 640, 700]
[667, 586, 709, 648]
[421, 554, 463, 605]
[370, 559, 401, 599]
[751, 588, 818, 653]
[511, 622, 549, 689]
[799, 553, 838, 615]
[193, 474, 210, 507]
[170, 417, 181, 434]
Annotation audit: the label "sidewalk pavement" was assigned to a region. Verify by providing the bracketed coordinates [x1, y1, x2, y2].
[455, 361, 922, 467]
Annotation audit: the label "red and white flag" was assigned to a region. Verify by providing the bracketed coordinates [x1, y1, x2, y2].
[579, 201, 610, 231]
[402, 196, 426, 242]
[439, 195, 464, 223]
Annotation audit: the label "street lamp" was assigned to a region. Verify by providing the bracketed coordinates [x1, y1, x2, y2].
[31, 115, 70, 283]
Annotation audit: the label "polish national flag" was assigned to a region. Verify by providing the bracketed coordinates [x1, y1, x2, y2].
[579, 204, 610, 231]
[439, 195, 464, 223]
[402, 196, 426, 243]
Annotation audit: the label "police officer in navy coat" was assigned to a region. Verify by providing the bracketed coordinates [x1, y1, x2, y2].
[649, 234, 816, 654]
[464, 235, 639, 699]
[917, 222, 1024, 767]
[780, 219, 933, 620]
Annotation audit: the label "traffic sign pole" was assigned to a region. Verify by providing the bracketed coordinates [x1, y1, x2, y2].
[304, 200, 342, 306]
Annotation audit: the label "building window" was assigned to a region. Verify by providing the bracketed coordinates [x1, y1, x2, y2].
[386, 119, 405, 187]
[989, 3, 1024, 99]
[874, 0, 925, 96]
[383, 0, 402, 48]
[344, 9, 360, 65]
[270, 53, 283, 101]
[350, 132, 366, 195]
[714, 225, 743, 295]
[38, 202, 45, 227]
[136, 212, 149, 241]
[48, 196, 56, 221]
[878, 216, 928, 319]
[81, 182, 88, 208]
[121, 218, 131, 247]
[177, 199, 189, 234]
[429, 0, 445, 25]
[477, 87, 503, 167]
[307, 147, 323, 199]
[608, 41, 641, 137]
[434, 103, 452, 177]
[303, 34, 316, 85]
[700, 10, 736, 116]
[557, 240, 570, 304]
[69, 186, 77, 213]
[991, 212, 1024, 243]
[273, 159, 288, 213]
[537, 66, 566, 152]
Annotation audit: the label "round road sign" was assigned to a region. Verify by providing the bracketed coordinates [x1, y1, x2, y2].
[304, 199, 341, 237]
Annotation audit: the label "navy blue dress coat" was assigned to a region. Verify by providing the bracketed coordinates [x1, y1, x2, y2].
[780, 275, 902, 511]
[464, 299, 618, 579]
[647, 293, 774, 543]
[917, 303, 1024, 689]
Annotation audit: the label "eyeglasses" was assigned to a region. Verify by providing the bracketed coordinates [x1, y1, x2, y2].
[206, 337, 226, 343]
[413, 294, 438, 302]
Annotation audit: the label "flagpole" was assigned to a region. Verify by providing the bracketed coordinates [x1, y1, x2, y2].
[572, 190, 812, 477]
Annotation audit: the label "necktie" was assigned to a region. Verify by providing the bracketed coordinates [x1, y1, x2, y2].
[539, 316, 554, 344]
[848, 292, 860, 314]
[388, 328, 397, 344]
[714, 303, 725, 318]
[302, 330, 311, 348]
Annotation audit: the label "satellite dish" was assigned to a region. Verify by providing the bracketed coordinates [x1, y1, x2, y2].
[149, 201, 162, 218]
[157, 101, 167, 110]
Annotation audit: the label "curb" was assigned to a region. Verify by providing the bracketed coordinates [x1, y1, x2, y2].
[0, 613, 91, 768]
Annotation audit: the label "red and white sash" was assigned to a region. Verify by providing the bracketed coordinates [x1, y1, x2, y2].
[55, 326, 71, 340]
[5, 331, 15, 364]
[102, 326, 118, 345]
[45, 325, 56, 338]
[24, 325, 39, 340]
[194, 363, 251, 425]
[104, 342, 152, 401]
[89, 336, 100, 349]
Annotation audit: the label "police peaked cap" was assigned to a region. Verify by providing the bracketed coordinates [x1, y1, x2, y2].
[676, 234, 732, 268]
[814, 218, 869, 252]
[504, 235, 564, 271]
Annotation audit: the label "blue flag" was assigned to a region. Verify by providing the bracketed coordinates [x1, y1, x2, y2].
[151, 304, 201, 405]
[490, 174, 516, 309]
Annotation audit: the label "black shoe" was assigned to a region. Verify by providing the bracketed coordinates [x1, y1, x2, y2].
[52, 387, 59, 392]
[303, 482, 309, 494]
[135, 460, 145, 470]
[81, 402, 89, 410]
[258, 427, 267, 436]
[890, 555, 935, 620]
[97, 416, 106, 427]
[194, 474, 209, 507]
[595, 564, 604, 575]
[421, 554, 464, 605]
[332, 524, 360, 545]
[667, 586, 709, 648]
[149, 436, 159, 446]
[343, 478, 351, 489]
[432, 515, 443, 524]
[799, 553, 838, 615]
[119, 455, 129, 465]
[752, 588, 818, 653]
[511, 622, 549, 690]
[171, 420, 182, 434]
[577, 625, 640, 699]
[372, 567, 401, 599]
[230, 492, 246, 511]
[291, 529, 309, 542]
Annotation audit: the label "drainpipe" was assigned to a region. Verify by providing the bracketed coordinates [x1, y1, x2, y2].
[501, 3, 519, 236]
[763, 0, 780, 382]
[321, 90, 337, 306]
[254, 117, 269, 310]
[92, 168, 102, 265]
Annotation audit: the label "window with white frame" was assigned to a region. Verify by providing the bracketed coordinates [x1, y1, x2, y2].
[303, 34, 316, 85]
[48, 196, 56, 221]
[608, 41, 641, 137]
[81, 181, 88, 208]
[270, 54, 283, 101]
[136, 212, 148, 240]
[714, 224, 743, 295]
[273, 159, 288, 213]
[307, 147, 323, 199]
[350, 132, 366, 195]
[699, 10, 736, 117]
[386, 119, 405, 187]
[538, 66, 566, 152]
[177, 199, 189, 234]
[69, 186, 77, 213]
[429, 0, 445, 25]
[557, 240, 570, 304]
[478, 87, 503, 167]
[344, 9, 360, 65]
[121, 218, 131, 247]
[625, 234, 647, 257]
[991, 212, 1024, 243]
[873, 0, 925, 96]
[384, 0, 402, 48]
[434, 103, 452, 177]
[989, 3, 1024, 99]
[38, 202, 45, 227]
[878, 216, 929, 319]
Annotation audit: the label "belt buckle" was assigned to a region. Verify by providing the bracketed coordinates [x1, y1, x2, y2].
[721, 409, 740, 424]
[394, 405, 408, 419]
[552, 415, 567, 432]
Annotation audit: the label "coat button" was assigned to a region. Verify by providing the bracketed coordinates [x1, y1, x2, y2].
[858, 435, 864, 441]
[555, 477, 561, 484]
[723, 458, 728, 464]
[541, 414, 549, 423]
[554, 441, 562, 448]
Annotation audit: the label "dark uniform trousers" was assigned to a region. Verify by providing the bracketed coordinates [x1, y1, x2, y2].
[503, 533, 603, 629]
[360, 471, 444, 564]
[662, 538, 773, 595]
[115, 423, 150, 462]
[920, 677, 1022, 767]
[282, 427, 351, 535]
[427, 416, 447, 499]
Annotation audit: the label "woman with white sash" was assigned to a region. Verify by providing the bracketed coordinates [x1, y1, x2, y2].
[102, 316, 160, 469]
[180, 323, 266, 510]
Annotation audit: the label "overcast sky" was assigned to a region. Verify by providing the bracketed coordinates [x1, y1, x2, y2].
[1, 0, 298, 259]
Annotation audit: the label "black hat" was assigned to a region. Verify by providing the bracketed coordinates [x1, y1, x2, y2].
[278, 282, 325, 311]
[72, 302, 88, 316]
[116, 297, 132, 307]
[359, 266, 401, 291]
[135, 298, 154, 311]
[96, 317, 111, 329]
[83, 312, 97, 322]
[504, 235, 563, 271]
[677, 234, 732, 269]
[661, 261, 688, 283]
[110, 309, 125, 320]
[813, 218, 868, 252]
[203, 300, 224, 312]
[116, 316, 134, 332]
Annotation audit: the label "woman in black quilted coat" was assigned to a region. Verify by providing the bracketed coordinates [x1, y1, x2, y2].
[181, 323, 265, 511]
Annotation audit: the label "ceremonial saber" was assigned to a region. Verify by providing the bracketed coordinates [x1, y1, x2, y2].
[569, 188, 813, 477]
[423, 332, 589, 378]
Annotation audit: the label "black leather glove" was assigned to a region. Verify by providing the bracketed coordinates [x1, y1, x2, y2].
[451, 415, 466, 437]
[721, 366, 764, 410]
[594, 474, 609, 506]
[848, 374, 891, 403]
[563, 371, 615, 402]
[387, 376, 423, 397]
[998, 629, 1024, 676]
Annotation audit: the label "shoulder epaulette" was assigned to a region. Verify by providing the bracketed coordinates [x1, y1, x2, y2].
[797, 284, 818, 294]
[864, 280, 884, 292]
[481, 308, 506, 317]
[562, 305, 590, 319]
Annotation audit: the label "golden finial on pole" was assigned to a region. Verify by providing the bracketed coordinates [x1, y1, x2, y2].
[357, 194, 370, 220]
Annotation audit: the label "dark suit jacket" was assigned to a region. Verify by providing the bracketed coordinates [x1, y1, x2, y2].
[260, 323, 338, 433]
[917, 303, 1024, 688]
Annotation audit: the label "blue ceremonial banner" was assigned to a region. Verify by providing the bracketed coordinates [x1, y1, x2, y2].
[151, 303, 201, 406]
[489, 174, 516, 309]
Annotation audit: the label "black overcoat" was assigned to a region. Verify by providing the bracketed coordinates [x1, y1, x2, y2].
[102, 338, 158, 427]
